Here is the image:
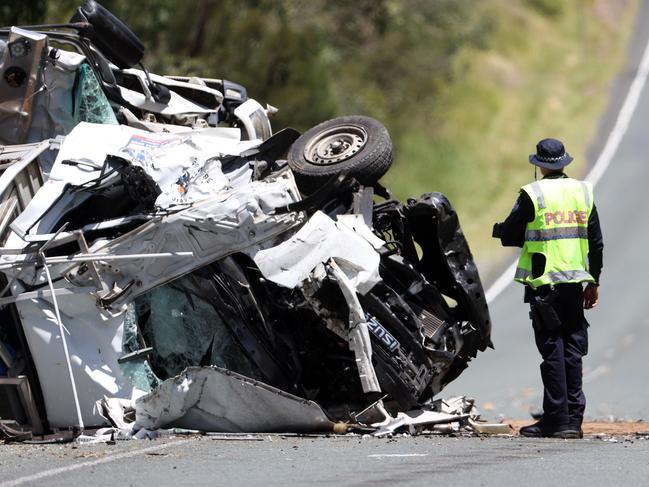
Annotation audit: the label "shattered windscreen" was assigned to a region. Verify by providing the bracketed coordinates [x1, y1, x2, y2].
[125, 266, 264, 385]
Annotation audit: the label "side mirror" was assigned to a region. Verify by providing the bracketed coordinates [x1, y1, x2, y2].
[70, 0, 144, 69]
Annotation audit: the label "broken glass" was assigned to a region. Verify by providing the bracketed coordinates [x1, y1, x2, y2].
[74, 63, 118, 125]
[120, 304, 161, 392]
[129, 267, 264, 382]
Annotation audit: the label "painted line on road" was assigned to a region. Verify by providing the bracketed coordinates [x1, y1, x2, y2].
[583, 364, 610, 384]
[485, 260, 519, 303]
[0, 438, 194, 487]
[368, 453, 430, 458]
[586, 30, 649, 186]
[485, 31, 649, 304]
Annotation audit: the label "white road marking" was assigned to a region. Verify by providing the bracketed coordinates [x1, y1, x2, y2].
[586, 33, 649, 186]
[583, 364, 610, 384]
[485, 31, 649, 304]
[485, 260, 518, 303]
[368, 453, 429, 458]
[0, 439, 194, 487]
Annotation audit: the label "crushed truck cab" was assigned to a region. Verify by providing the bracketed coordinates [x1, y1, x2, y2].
[0, 1, 491, 436]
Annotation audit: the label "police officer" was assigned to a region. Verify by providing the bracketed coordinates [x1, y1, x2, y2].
[493, 138, 603, 439]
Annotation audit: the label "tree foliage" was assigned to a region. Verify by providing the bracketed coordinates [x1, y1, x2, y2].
[1, 0, 47, 25]
[21, 0, 490, 132]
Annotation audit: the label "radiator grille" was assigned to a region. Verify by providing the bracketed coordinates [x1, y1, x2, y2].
[410, 304, 446, 338]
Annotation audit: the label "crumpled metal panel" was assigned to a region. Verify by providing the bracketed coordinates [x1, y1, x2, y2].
[61, 173, 303, 306]
[11, 122, 258, 238]
[13, 289, 141, 428]
[2, 123, 304, 303]
[402, 193, 492, 350]
[134, 366, 333, 433]
[253, 211, 381, 295]
[0, 123, 305, 428]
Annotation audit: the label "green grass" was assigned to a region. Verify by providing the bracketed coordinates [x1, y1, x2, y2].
[382, 0, 639, 282]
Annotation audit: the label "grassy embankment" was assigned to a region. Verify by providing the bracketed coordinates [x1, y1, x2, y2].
[382, 0, 638, 282]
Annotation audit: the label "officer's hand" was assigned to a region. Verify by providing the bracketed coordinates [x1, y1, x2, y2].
[584, 283, 599, 309]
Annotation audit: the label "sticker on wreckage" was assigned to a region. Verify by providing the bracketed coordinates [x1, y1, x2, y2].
[120, 134, 182, 166]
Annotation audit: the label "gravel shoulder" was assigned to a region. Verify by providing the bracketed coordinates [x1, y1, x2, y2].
[506, 420, 649, 437]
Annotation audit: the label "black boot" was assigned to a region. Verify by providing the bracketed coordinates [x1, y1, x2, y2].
[568, 421, 584, 439]
[519, 421, 581, 439]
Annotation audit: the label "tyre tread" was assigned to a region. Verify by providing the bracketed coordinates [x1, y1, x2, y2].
[288, 116, 394, 193]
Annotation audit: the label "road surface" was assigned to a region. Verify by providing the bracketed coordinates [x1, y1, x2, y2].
[1, 434, 648, 487]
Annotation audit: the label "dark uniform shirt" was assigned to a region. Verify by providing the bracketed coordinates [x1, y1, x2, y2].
[493, 172, 604, 284]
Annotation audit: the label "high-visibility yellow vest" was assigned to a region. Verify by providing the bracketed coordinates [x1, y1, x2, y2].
[514, 177, 595, 289]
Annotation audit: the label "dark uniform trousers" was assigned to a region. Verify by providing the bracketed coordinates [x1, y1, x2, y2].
[528, 283, 588, 428]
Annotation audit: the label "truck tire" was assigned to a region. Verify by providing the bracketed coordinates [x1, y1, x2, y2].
[288, 115, 394, 193]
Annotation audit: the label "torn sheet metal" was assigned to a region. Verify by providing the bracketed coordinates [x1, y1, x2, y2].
[3, 160, 302, 311]
[253, 210, 382, 295]
[364, 396, 510, 437]
[96, 396, 134, 430]
[14, 290, 143, 427]
[61, 172, 302, 306]
[116, 68, 223, 118]
[329, 259, 380, 393]
[10, 122, 261, 239]
[134, 366, 334, 433]
[336, 214, 385, 249]
[373, 410, 471, 437]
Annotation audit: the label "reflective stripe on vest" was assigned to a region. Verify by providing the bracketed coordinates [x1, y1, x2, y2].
[515, 268, 593, 283]
[514, 177, 594, 289]
[530, 181, 546, 209]
[580, 181, 590, 208]
[524, 227, 589, 241]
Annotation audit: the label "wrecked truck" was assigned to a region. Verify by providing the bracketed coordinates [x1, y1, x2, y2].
[0, 1, 491, 435]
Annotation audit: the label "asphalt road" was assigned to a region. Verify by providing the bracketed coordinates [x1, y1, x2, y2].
[444, 0, 649, 422]
[1, 434, 648, 487]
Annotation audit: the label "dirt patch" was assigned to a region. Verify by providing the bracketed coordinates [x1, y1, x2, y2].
[507, 419, 649, 437]
[594, 0, 629, 29]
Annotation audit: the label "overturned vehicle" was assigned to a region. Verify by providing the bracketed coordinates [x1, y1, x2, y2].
[0, 1, 491, 435]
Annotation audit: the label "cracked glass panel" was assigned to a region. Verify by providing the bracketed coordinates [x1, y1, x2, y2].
[74, 63, 118, 125]
[129, 269, 263, 381]
[120, 304, 161, 392]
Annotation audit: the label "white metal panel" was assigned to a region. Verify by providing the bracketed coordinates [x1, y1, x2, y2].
[14, 289, 137, 428]
[253, 211, 382, 295]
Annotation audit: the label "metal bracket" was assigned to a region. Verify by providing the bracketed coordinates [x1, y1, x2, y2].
[74, 230, 109, 292]
[328, 258, 381, 393]
[0, 376, 43, 434]
[352, 186, 374, 227]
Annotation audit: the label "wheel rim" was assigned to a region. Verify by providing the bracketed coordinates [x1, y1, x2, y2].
[303, 125, 367, 165]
